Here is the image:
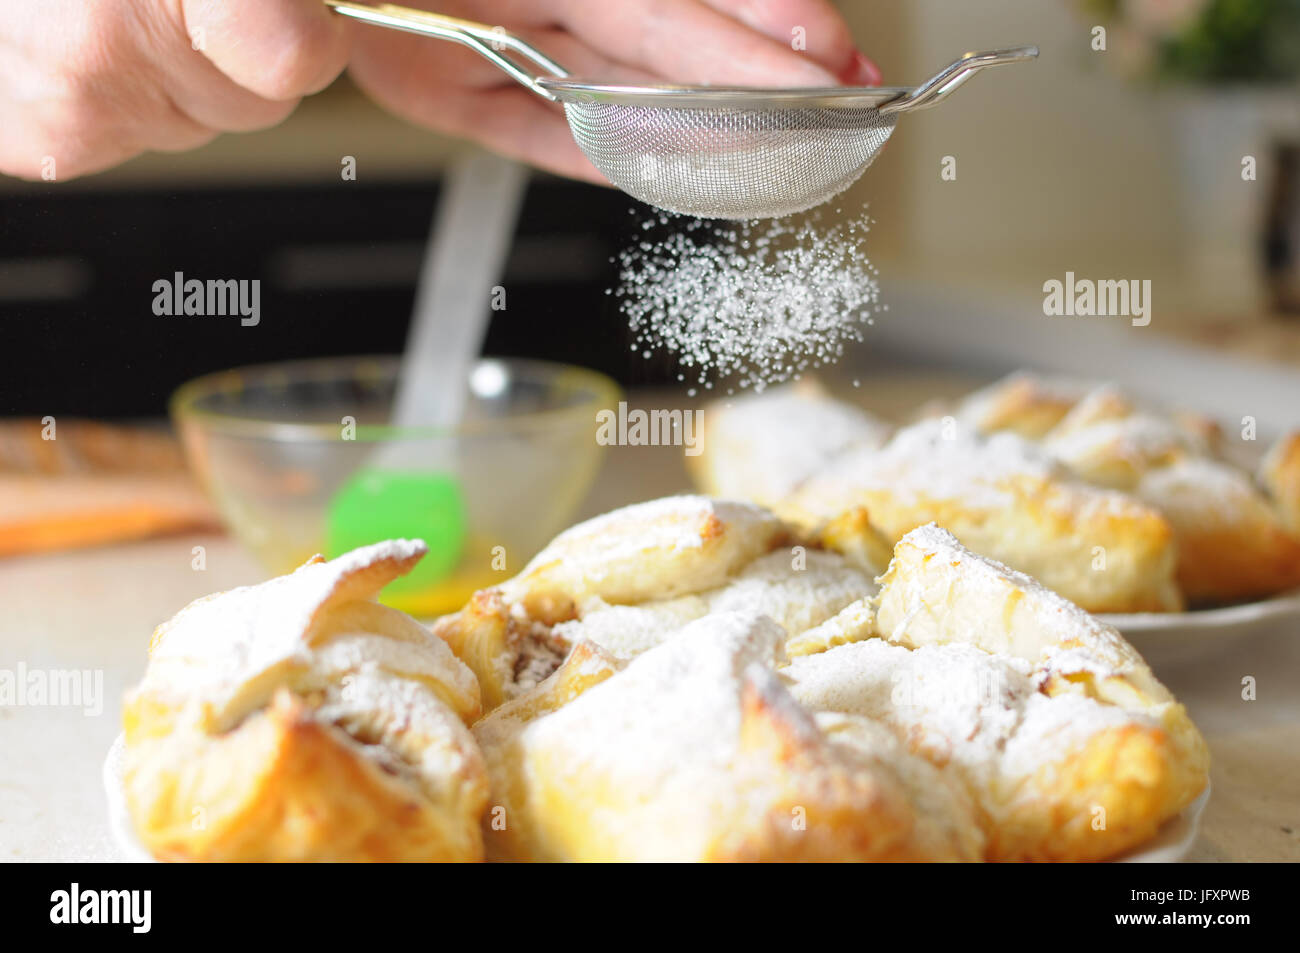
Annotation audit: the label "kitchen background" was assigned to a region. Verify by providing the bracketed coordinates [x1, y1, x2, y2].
[3, 0, 1300, 418]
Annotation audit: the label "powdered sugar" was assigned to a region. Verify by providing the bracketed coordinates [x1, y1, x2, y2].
[795, 417, 1154, 528]
[804, 418, 1059, 510]
[525, 611, 789, 790]
[882, 523, 1137, 670]
[521, 495, 773, 564]
[1044, 413, 1199, 467]
[502, 495, 787, 610]
[616, 211, 883, 393]
[1136, 456, 1264, 519]
[698, 382, 891, 502]
[784, 637, 1150, 811]
[707, 549, 874, 634]
[552, 595, 710, 659]
[550, 548, 875, 660]
[141, 539, 429, 704]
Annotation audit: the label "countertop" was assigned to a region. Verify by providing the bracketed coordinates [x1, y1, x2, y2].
[2, 379, 1298, 862]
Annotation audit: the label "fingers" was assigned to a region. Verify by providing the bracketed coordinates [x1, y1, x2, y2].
[354, 70, 603, 183]
[181, 0, 352, 102]
[553, 0, 840, 86]
[440, 87, 607, 183]
[140, 0, 355, 141]
[0, 1, 214, 179]
[345, 0, 880, 189]
[347, 22, 655, 181]
[698, 0, 877, 83]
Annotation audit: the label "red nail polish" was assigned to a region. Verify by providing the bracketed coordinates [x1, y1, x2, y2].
[840, 50, 882, 87]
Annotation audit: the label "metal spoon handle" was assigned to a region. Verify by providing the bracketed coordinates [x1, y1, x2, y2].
[324, 0, 568, 100]
[880, 46, 1038, 115]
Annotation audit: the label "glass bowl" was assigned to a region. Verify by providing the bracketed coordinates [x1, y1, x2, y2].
[171, 355, 620, 618]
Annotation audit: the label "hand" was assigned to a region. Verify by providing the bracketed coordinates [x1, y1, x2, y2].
[346, 0, 880, 182]
[0, 0, 351, 180]
[0, 0, 877, 183]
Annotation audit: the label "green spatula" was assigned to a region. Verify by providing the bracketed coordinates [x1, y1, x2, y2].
[327, 151, 528, 600]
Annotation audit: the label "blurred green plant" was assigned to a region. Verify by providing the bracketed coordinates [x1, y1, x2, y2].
[1080, 0, 1300, 82]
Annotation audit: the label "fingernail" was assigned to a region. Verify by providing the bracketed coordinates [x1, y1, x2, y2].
[840, 50, 883, 87]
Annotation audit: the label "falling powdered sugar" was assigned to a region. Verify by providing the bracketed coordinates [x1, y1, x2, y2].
[615, 211, 883, 393]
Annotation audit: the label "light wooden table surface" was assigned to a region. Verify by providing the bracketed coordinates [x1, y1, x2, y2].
[2, 378, 1297, 862]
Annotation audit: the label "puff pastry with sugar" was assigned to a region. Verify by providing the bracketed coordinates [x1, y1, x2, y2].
[696, 372, 1300, 609]
[782, 419, 1183, 613]
[785, 524, 1209, 861]
[473, 611, 985, 862]
[433, 496, 879, 710]
[462, 498, 1206, 861]
[955, 371, 1094, 439]
[122, 540, 488, 862]
[960, 373, 1300, 604]
[686, 379, 891, 507]
[1261, 430, 1300, 539]
[1135, 458, 1300, 603]
[1039, 387, 1209, 490]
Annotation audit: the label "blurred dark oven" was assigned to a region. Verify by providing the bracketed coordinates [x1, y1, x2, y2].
[0, 175, 675, 418]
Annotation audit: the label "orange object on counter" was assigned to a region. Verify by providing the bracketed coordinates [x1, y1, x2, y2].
[0, 419, 220, 556]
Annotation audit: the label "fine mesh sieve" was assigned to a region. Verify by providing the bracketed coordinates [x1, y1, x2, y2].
[326, 1, 1037, 219]
[552, 98, 898, 219]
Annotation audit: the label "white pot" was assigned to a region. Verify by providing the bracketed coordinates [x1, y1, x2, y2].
[1165, 88, 1300, 314]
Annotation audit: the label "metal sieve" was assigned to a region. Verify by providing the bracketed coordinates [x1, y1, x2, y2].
[327, 1, 1037, 219]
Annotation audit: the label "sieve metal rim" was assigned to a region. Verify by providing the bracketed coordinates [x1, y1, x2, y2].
[536, 81, 911, 111]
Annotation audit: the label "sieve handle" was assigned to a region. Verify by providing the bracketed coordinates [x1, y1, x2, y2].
[323, 1, 569, 100]
[879, 46, 1038, 115]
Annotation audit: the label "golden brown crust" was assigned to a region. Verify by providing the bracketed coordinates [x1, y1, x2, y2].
[123, 541, 488, 862]
[1261, 430, 1300, 539]
[972, 376, 1300, 604]
[431, 590, 517, 713]
[784, 424, 1184, 614]
[789, 524, 1209, 861]
[712, 372, 1300, 610]
[955, 372, 1090, 439]
[1136, 460, 1300, 604]
[464, 501, 1206, 863]
[475, 617, 983, 862]
[986, 722, 1185, 862]
[500, 496, 789, 621]
[126, 691, 485, 862]
[436, 496, 853, 713]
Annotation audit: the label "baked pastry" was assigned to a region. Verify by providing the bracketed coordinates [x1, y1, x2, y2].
[954, 371, 1094, 439]
[433, 496, 879, 710]
[456, 498, 1206, 861]
[785, 524, 1209, 861]
[961, 373, 1300, 604]
[115, 488, 1209, 862]
[694, 371, 1300, 609]
[782, 418, 1183, 613]
[1135, 458, 1300, 603]
[473, 611, 985, 862]
[121, 540, 488, 862]
[1041, 390, 1208, 490]
[686, 380, 890, 507]
[1261, 430, 1300, 538]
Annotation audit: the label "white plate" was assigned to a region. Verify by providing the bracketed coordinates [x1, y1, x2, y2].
[1099, 590, 1300, 666]
[102, 734, 155, 863]
[103, 733, 1208, 863]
